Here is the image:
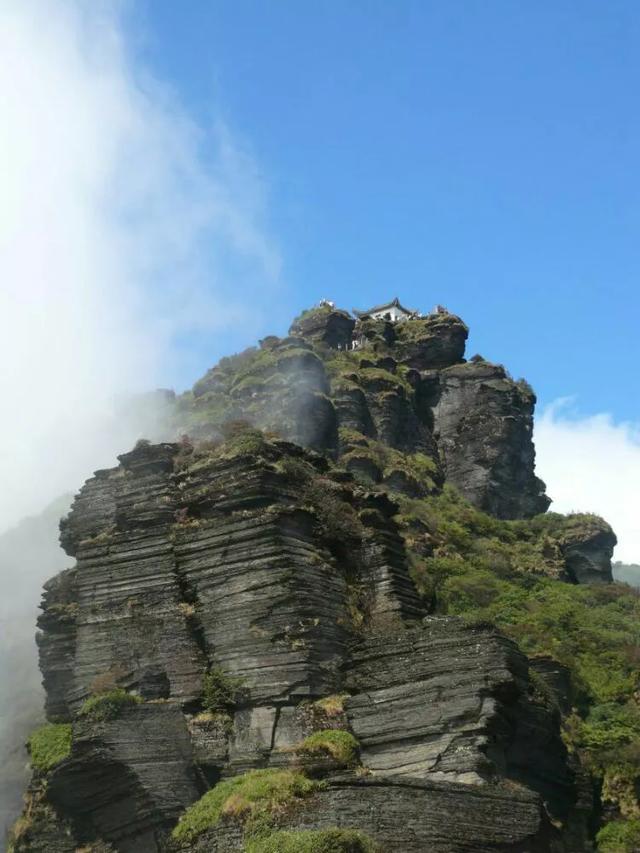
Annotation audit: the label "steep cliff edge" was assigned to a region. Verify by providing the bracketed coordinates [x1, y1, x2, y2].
[10, 302, 636, 853]
[177, 304, 547, 519]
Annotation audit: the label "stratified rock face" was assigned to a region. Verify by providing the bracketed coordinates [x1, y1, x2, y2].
[16, 437, 588, 853]
[343, 618, 579, 834]
[190, 778, 557, 853]
[421, 361, 550, 519]
[50, 437, 428, 711]
[14, 301, 621, 852]
[177, 306, 548, 519]
[36, 569, 78, 721]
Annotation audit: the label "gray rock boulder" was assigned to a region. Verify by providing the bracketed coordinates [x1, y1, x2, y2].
[421, 361, 550, 518]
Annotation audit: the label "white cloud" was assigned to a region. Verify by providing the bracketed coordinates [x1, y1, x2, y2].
[535, 400, 640, 563]
[0, 0, 280, 532]
[0, 1, 282, 826]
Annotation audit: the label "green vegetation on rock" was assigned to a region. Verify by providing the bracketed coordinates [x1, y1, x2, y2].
[27, 723, 72, 771]
[175, 335, 330, 445]
[295, 730, 359, 766]
[340, 430, 438, 493]
[245, 827, 378, 853]
[301, 475, 363, 544]
[596, 818, 640, 852]
[79, 689, 141, 722]
[311, 694, 349, 717]
[24, 306, 634, 847]
[395, 312, 466, 342]
[396, 484, 640, 829]
[171, 769, 321, 842]
[219, 427, 269, 460]
[202, 666, 244, 715]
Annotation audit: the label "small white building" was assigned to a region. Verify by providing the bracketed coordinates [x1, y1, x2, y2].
[353, 297, 420, 323]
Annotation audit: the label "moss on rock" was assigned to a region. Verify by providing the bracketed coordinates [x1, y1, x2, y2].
[295, 729, 359, 766]
[596, 818, 640, 852]
[79, 689, 141, 722]
[171, 769, 321, 843]
[27, 723, 72, 771]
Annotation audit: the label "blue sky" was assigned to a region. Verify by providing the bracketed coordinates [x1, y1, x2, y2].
[1, 1, 638, 558]
[129, 0, 639, 420]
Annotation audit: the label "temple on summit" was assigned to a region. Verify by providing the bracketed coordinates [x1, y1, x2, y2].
[353, 297, 420, 323]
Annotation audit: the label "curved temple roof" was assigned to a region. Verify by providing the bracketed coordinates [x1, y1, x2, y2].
[353, 296, 419, 319]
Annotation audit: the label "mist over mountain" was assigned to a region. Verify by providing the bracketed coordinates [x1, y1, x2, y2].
[0, 497, 72, 837]
[613, 561, 640, 588]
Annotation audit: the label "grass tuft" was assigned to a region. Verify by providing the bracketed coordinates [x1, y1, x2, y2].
[312, 694, 349, 717]
[27, 723, 72, 771]
[171, 769, 321, 843]
[295, 730, 359, 766]
[79, 689, 141, 722]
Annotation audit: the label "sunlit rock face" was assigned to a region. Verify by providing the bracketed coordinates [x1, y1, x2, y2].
[13, 435, 581, 852]
[178, 306, 549, 520]
[289, 305, 356, 351]
[419, 360, 550, 519]
[11, 302, 616, 852]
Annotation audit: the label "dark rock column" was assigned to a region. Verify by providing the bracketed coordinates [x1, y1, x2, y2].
[423, 361, 550, 519]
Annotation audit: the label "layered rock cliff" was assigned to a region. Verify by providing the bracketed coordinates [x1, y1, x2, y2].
[10, 302, 634, 853]
[179, 305, 548, 520]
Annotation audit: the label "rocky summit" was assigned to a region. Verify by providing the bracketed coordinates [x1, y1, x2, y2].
[9, 301, 638, 853]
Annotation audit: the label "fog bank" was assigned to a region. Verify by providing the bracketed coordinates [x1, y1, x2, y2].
[0, 1, 279, 839]
[0, 0, 280, 534]
[0, 499, 73, 836]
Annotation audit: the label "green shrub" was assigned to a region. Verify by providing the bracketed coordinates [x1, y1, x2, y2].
[596, 818, 640, 852]
[202, 667, 244, 715]
[358, 367, 410, 392]
[341, 438, 438, 494]
[296, 730, 359, 766]
[171, 769, 321, 842]
[578, 703, 640, 752]
[27, 723, 72, 771]
[337, 426, 368, 446]
[220, 428, 267, 459]
[276, 455, 315, 484]
[393, 483, 640, 834]
[302, 477, 363, 544]
[326, 355, 361, 382]
[245, 828, 378, 853]
[79, 689, 141, 722]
